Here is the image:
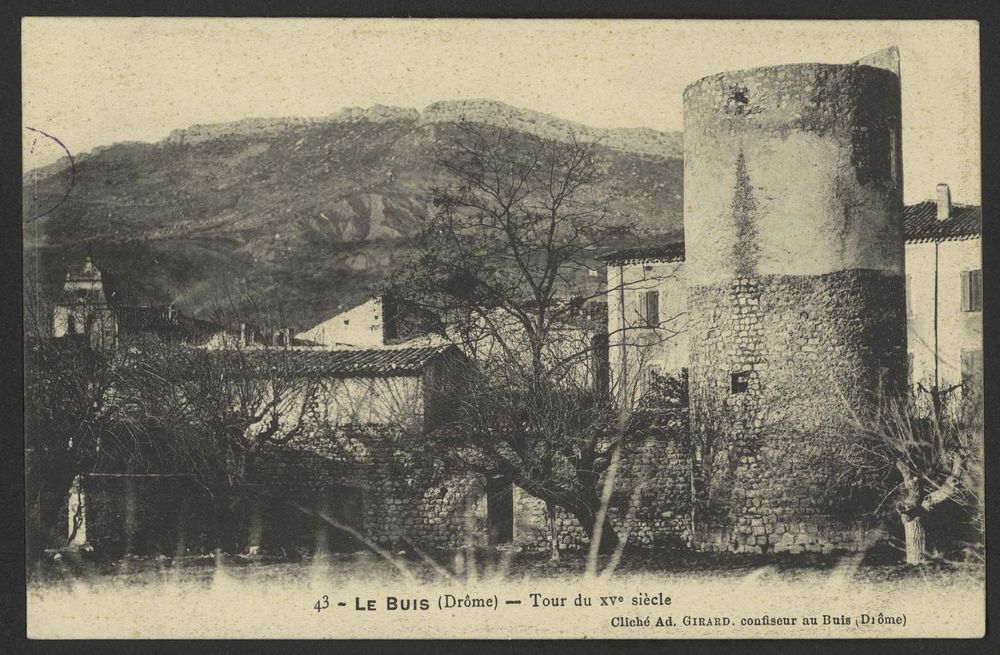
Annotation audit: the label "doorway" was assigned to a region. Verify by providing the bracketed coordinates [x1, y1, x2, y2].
[486, 476, 513, 545]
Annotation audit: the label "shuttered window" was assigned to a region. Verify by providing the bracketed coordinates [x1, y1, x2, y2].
[640, 290, 660, 328]
[961, 269, 983, 312]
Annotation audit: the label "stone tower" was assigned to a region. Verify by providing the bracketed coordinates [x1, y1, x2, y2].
[683, 49, 907, 553]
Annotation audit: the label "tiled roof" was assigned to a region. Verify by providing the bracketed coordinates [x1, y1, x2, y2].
[243, 344, 459, 378]
[904, 202, 982, 243]
[598, 242, 685, 264]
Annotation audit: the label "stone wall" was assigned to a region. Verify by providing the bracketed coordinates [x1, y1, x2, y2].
[250, 428, 488, 552]
[688, 271, 905, 553]
[683, 59, 905, 553]
[512, 413, 693, 551]
[250, 415, 694, 554]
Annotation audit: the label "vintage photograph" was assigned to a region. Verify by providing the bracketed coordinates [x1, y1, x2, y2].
[22, 18, 983, 638]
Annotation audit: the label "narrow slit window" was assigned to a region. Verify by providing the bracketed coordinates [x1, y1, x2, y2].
[905, 274, 913, 317]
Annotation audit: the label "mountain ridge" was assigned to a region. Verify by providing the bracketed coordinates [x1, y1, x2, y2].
[24, 100, 684, 331]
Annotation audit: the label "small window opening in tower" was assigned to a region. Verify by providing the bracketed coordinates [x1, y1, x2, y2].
[731, 371, 750, 394]
[726, 85, 750, 115]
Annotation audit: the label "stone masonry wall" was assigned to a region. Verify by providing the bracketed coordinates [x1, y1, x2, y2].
[251, 416, 694, 554]
[250, 428, 488, 553]
[513, 413, 693, 551]
[688, 270, 905, 553]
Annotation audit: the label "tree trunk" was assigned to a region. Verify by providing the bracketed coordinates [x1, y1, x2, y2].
[546, 502, 560, 562]
[901, 513, 927, 565]
[573, 506, 620, 554]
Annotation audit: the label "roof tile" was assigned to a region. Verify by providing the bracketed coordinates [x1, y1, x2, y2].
[903, 201, 982, 243]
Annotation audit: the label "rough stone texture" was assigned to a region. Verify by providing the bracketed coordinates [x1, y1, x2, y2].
[688, 271, 905, 553]
[512, 415, 693, 551]
[250, 429, 488, 552]
[683, 61, 905, 553]
[249, 416, 694, 553]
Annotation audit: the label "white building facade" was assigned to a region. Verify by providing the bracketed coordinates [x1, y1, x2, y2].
[904, 184, 983, 396]
[600, 243, 688, 407]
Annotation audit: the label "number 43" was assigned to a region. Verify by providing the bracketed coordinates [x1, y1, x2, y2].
[315, 595, 330, 612]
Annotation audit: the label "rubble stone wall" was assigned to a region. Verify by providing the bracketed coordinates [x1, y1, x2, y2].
[683, 61, 905, 553]
[688, 271, 904, 553]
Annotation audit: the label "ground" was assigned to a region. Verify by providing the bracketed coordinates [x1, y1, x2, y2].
[31, 544, 983, 588]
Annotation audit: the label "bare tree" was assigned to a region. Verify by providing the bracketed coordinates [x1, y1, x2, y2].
[846, 385, 983, 565]
[386, 123, 683, 554]
[24, 275, 162, 560]
[139, 292, 323, 552]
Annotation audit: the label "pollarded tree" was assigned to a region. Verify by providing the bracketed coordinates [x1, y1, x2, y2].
[856, 387, 983, 565]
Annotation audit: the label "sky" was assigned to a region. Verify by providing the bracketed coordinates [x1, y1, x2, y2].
[22, 18, 981, 204]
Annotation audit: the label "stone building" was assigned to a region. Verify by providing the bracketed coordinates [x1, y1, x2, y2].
[244, 344, 496, 552]
[271, 296, 691, 552]
[681, 50, 907, 553]
[602, 185, 982, 401]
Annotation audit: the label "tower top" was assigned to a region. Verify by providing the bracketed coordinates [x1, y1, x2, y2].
[854, 46, 900, 78]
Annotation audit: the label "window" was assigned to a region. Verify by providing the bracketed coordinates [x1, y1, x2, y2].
[731, 371, 750, 394]
[639, 290, 659, 328]
[907, 352, 914, 388]
[66, 314, 76, 335]
[961, 270, 983, 312]
[961, 349, 983, 390]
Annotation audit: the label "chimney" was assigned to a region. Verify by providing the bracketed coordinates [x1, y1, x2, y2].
[936, 183, 952, 221]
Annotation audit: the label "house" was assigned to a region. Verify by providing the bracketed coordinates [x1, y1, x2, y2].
[294, 296, 402, 348]
[51, 257, 116, 349]
[904, 184, 983, 397]
[243, 343, 498, 552]
[285, 295, 692, 551]
[600, 242, 688, 407]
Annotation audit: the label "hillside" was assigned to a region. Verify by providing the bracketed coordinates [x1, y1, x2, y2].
[23, 101, 683, 331]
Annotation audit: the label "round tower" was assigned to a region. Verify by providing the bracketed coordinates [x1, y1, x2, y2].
[683, 58, 906, 553]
